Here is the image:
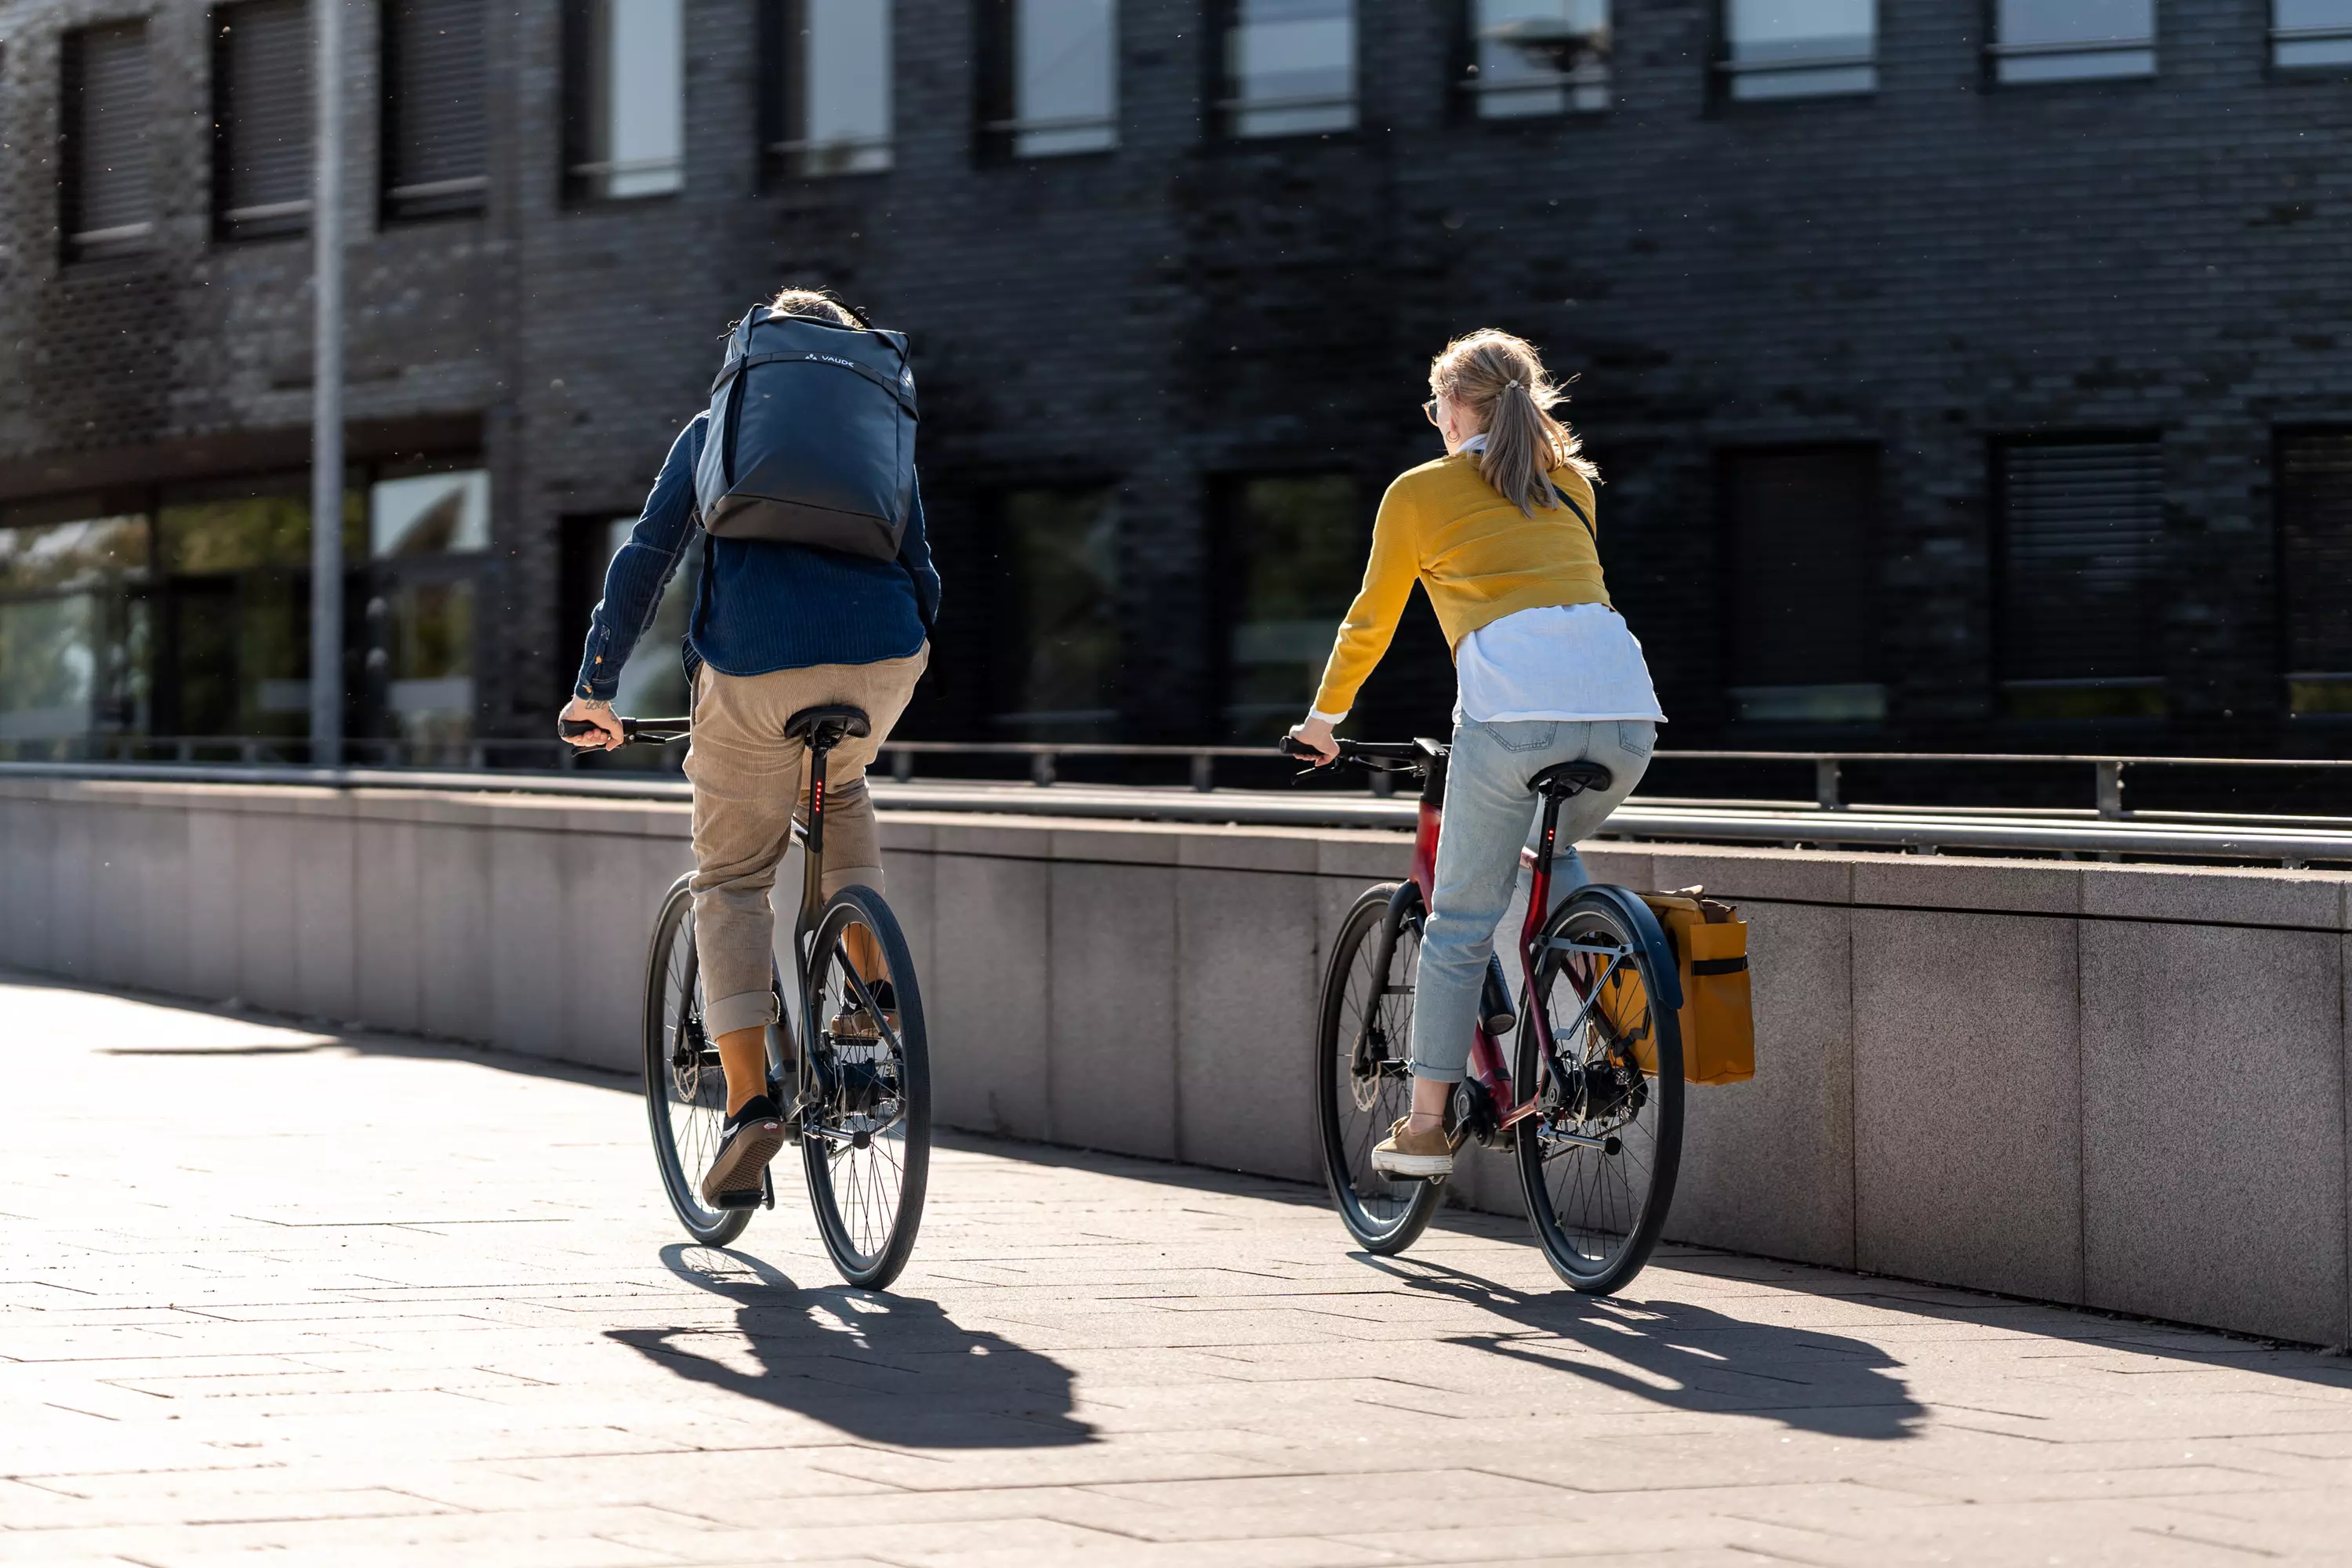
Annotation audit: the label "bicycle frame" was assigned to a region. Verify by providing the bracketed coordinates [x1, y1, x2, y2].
[1388, 751, 1631, 1140]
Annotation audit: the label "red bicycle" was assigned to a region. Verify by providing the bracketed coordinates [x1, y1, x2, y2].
[1290, 735, 1684, 1294]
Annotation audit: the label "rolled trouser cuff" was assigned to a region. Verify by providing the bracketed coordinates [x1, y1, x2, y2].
[704, 988, 780, 1039]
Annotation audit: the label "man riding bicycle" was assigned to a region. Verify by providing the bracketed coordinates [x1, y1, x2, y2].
[560, 285, 941, 1208]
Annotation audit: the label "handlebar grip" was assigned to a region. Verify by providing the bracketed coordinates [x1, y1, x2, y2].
[1277, 736, 1316, 759]
[560, 719, 609, 739]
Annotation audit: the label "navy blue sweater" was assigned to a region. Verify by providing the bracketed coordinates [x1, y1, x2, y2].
[572, 414, 942, 702]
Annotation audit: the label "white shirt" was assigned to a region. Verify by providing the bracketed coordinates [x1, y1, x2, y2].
[1455, 602, 1667, 724]
[1310, 434, 1668, 728]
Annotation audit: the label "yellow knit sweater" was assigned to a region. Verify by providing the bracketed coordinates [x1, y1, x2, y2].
[1310, 452, 1608, 719]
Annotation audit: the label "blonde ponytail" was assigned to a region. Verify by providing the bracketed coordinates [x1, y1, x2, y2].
[1428, 329, 1596, 517]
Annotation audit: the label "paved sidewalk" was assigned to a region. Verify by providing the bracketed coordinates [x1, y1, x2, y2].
[5, 978, 2352, 1566]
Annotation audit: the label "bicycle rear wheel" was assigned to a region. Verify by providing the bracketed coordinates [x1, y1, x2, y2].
[799, 884, 930, 1290]
[1515, 888, 1683, 1294]
[643, 876, 753, 1246]
[1315, 883, 1444, 1254]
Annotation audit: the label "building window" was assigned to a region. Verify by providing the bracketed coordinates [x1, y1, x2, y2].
[212, 0, 314, 241]
[59, 22, 154, 261]
[1991, 0, 2156, 84]
[1996, 437, 2166, 721]
[382, 0, 488, 220]
[992, 487, 1121, 738]
[767, 0, 894, 179]
[1721, 447, 1884, 724]
[564, 0, 685, 201]
[0, 500, 153, 747]
[980, 0, 1118, 158]
[1216, 474, 1358, 739]
[2280, 433, 2352, 717]
[1463, 0, 1610, 117]
[1719, 0, 1875, 100]
[1222, 0, 1356, 139]
[2274, 0, 2352, 67]
[363, 470, 488, 757]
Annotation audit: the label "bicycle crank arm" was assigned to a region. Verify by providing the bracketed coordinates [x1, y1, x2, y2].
[1547, 1127, 1624, 1155]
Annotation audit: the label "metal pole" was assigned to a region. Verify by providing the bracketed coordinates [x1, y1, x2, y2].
[308, 0, 345, 767]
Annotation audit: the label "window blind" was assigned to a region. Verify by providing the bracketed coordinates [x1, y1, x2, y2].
[383, 0, 487, 219]
[213, 0, 313, 240]
[2281, 433, 2352, 677]
[1998, 438, 2165, 691]
[62, 22, 154, 260]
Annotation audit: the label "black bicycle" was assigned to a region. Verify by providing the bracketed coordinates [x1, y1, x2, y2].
[566, 706, 931, 1289]
[1287, 735, 1684, 1295]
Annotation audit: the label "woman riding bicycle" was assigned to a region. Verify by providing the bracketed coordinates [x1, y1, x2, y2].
[1290, 329, 1663, 1181]
[560, 285, 941, 1207]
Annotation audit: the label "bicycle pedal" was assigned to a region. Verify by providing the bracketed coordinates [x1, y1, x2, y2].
[710, 1189, 764, 1210]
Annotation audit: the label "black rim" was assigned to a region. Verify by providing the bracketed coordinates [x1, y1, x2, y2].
[800, 892, 927, 1287]
[644, 888, 745, 1243]
[1517, 898, 1682, 1291]
[1319, 890, 1439, 1246]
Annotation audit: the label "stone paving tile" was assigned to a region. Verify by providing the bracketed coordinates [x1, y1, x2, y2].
[9, 976, 2352, 1565]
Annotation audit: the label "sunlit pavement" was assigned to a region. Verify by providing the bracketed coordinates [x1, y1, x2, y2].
[5, 975, 2352, 1566]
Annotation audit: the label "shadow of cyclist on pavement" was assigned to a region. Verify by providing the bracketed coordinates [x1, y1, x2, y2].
[1360, 1254, 1925, 1441]
[607, 1243, 1096, 1448]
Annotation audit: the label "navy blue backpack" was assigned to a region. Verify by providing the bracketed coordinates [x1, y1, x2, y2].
[693, 301, 918, 561]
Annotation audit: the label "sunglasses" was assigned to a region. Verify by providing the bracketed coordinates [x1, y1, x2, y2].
[1422, 398, 1440, 426]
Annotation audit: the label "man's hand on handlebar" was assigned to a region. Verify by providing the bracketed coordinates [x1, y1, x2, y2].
[560, 695, 626, 752]
[1287, 715, 1340, 766]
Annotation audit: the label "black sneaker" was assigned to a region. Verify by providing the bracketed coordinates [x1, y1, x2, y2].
[699, 1094, 786, 1207]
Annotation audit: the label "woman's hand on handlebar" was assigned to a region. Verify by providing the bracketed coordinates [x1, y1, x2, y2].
[1287, 715, 1340, 766]
[560, 695, 626, 752]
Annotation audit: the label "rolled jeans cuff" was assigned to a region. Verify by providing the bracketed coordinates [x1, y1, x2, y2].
[704, 987, 779, 1039]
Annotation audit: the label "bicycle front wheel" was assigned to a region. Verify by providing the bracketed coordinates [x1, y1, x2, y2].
[642, 876, 753, 1247]
[1315, 883, 1443, 1254]
[799, 884, 931, 1290]
[1515, 888, 1683, 1294]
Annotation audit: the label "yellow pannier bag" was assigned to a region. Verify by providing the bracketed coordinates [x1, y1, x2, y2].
[1589, 891, 1755, 1086]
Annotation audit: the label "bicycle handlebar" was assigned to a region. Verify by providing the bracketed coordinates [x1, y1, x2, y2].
[1276, 735, 1436, 772]
[561, 716, 691, 747]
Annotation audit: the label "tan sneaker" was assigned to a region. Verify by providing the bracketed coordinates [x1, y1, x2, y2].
[1370, 1115, 1455, 1178]
[829, 979, 899, 1041]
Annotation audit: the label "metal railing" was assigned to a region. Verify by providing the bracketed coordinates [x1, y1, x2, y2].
[6, 738, 2351, 866]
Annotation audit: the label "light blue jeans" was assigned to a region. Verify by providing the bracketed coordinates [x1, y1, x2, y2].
[1408, 717, 1655, 1083]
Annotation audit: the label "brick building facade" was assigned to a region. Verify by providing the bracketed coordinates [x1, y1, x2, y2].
[2, 0, 2350, 765]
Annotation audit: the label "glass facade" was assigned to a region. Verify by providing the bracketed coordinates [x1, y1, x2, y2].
[1720, 0, 1875, 100]
[774, 0, 895, 177]
[985, 0, 1119, 157]
[0, 466, 485, 757]
[993, 488, 1121, 738]
[1467, 0, 1610, 117]
[1993, 0, 2156, 84]
[564, 0, 685, 200]
[1217, 475, 1359, 739]
[1224, 0, 1356, 138]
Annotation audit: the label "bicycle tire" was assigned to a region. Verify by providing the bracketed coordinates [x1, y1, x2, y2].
[642, 875, 754, 1247]
[1514, 888, 1684, 1295]
[1315, 883, 1444, 1254]
[799, 884, 931, 1290]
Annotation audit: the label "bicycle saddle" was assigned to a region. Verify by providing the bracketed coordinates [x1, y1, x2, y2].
[784, 703, 872, 744]
[1531, 760, 1614, 798]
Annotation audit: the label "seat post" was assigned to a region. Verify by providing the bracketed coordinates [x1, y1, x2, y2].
[798, 735, 833, 933]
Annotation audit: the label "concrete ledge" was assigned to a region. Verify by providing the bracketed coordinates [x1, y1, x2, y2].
[2, 774, 2347, 1347]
